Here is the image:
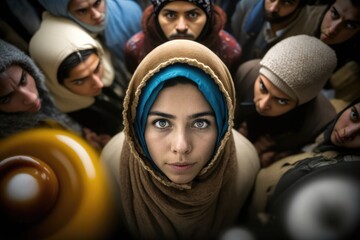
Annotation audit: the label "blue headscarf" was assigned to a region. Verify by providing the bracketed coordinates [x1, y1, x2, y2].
[135, 63, 228, 162]
[38, 0, 142, 61]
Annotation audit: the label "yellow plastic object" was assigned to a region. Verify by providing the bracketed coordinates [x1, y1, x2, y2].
[0, 128, 116, 239]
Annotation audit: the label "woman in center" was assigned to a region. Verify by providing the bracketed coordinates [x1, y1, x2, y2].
[101, 39, 260, 239]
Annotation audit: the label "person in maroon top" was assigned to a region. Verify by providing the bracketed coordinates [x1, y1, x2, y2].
[125, 0, 242, 76]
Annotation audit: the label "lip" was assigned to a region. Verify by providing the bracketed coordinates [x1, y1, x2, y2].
[167, 163, 195, 172]
[169, 35, 195, 40]
[93, 88, 102, 96]
[321, 32, 332, 41]
[95, 18, 105, 26]
[256, 105, 267, 115]
[28, 99, 41, 112]
[334, 130, 344, 145]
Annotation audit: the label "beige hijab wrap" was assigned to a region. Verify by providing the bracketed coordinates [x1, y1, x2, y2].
[102, 40, 260, 239]
[29, 12, 114, 113]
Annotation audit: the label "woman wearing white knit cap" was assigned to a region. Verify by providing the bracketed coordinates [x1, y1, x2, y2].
[234, 34, 337, 168]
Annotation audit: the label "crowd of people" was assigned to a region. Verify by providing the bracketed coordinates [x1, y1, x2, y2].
[0, 0, 359, 239]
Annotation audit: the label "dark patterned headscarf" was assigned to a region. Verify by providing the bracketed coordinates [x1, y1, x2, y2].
[151, 0, 212, 17]
[315, 96, 360, 154]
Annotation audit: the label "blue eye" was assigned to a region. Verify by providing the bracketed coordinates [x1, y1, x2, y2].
[278, 99, 288, 105]
[193, 120, 209, 129]
[350, 107, 359, 122]
[154, 119, 170, 129]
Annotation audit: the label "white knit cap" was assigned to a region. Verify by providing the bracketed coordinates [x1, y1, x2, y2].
[259, 35, 337, 105]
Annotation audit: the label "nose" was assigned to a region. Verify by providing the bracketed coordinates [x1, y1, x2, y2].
[269, 1, 280, 13]
[328, 20, 342, 35]
[90, 8, 102, 20]
[21, 89, 38, 105]
[171, 129, 192, 154]
[91, 76, 103, 89]
[258, 96, 271, 112]
[176, 17, 188, 33]
[343, 123, 360, 140]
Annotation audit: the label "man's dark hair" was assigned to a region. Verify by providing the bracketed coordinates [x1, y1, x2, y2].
[57, 48, 98, 84]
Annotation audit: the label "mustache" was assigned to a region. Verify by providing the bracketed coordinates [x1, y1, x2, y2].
[169, 34, 195, 40]
[265, 10, 298, 23]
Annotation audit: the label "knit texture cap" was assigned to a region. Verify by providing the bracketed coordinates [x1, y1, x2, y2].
[151, 0, 212, 17]
[259, 35, 337, 105]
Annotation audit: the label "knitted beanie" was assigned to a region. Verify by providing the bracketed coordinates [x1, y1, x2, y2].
[259, 35, 337, 105]
[151, 0, 212, 17]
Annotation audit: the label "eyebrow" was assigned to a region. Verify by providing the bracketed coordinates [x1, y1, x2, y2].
[333, 5, 360, 25]
[148, 111, 215, 119]
[68, 59, 101, 83]
[0, 69, 24, 98]
[259, 77, 293, 101]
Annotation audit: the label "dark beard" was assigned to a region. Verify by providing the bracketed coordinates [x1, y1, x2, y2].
[264, 9, 298, 24]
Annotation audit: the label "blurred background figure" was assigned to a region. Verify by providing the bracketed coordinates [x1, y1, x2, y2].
[248, 97, 360, 240]
[231, 0, 327, 64]
[30, 15, 124, 148]
[38, 0, 142, 62]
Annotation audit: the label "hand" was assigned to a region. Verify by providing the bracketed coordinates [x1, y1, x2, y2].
[260, 150, 294, 168]
[253, 135, 274, 155]
[237, 121, 248, 137]
[83, 128, 111, 151]
[259, 151, 276, 168]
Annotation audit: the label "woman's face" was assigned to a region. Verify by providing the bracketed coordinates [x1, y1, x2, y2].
[62, 53, 104, 97]
[0, 65, 41, 113]
[145, 83, 217, 184]
[158, 1, 207, 40]
[320, 0, 360, 45]
[331, 102, 360, 148]
[68, 0, 106, 27]
[253, 75, 297, 117]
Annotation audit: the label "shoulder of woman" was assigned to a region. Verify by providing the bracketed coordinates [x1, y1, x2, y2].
[100, 131, 125, 177]
[232, 129, 260, 174]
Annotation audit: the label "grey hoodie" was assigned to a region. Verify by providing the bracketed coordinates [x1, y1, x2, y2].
[0, 39, 81, 139]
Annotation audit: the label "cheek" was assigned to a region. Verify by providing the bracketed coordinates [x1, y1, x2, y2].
[338, 30, 359, 43]
[193, 19, 206, 34]
[321, 15, 331, 29]
[351, 136, 360, 148]
[29, 81, 39, 97]
[282, 5, 298, 15]
[145, 130, 165, 154]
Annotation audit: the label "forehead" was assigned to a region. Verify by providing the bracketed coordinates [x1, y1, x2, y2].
[161, 1, 203, 12]
[258, 75, 293, 99]
[333, 0, 360, 21]
[0, 65, 23, 80]
[67, 53, 99, 77]
[69, 0, 96, 8]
